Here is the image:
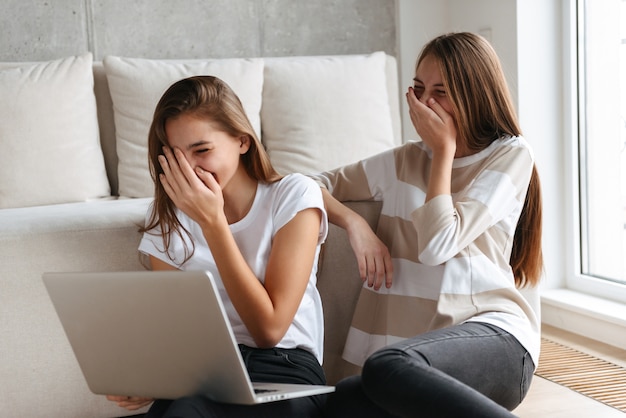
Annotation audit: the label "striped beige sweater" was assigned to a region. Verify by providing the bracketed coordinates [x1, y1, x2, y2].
[314, 136, 540, 367]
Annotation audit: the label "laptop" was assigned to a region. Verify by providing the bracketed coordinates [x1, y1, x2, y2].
[42, 270, 335, 404]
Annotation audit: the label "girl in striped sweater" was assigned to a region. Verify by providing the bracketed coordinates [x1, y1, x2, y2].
[319, 32, 543, 418]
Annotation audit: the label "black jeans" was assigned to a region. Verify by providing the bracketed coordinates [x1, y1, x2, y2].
[147, 345, 327, 418]
[324, 322, 534, 418]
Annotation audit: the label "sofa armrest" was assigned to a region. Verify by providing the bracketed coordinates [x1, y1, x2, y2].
[316, 200, 382, 385]
[0, 198, 151, 417]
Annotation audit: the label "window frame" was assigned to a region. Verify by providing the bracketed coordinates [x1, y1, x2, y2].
[566, 0, 626, 303]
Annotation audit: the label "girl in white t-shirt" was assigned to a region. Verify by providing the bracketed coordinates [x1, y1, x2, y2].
[106, 76, 328, 418]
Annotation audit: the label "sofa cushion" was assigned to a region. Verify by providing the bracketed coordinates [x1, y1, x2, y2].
[261, 52, 396, 175]
[0, 53, 111, 209]
[103, 56, 264, 198]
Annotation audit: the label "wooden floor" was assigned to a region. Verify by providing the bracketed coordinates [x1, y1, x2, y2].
[512, 324, 626, 417]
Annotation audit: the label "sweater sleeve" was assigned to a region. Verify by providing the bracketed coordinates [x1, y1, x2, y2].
[310, 146, 399, 202]
[412, 138, 534, 265]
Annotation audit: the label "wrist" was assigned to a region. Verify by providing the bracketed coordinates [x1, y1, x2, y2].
[345, 212, 369, 235]
[198, 212, 229, 234]
[431, 141, 456, 159]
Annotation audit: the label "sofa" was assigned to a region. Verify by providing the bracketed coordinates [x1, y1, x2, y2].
[0, 52, 402, 417]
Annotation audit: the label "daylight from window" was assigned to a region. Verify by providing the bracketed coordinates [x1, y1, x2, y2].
[619, 0, 626, 281]
[579, 0, 626, 285]
[622, 0, 626, 281]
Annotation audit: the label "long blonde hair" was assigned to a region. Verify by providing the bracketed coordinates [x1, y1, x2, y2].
[141, 76, 281, 263]
[418, 32, 543, 287]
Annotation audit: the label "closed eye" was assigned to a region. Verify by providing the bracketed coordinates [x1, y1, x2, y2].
[187, 140, 213, 153]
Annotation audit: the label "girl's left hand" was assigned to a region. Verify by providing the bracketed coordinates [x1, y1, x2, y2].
[105, 395, 153, 411]
[158, 146, 225, 228]
[406, 87, 457, 155]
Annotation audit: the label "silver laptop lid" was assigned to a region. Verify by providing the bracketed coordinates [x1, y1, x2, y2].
[43, 270, 257, 403]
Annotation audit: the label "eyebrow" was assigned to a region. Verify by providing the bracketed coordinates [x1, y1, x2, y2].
[412, 77, 445, 88]
[186, 140, 212, 151]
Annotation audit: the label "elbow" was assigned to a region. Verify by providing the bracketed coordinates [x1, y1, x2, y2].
[418, 249, 455, 266]
[418, 252, 445, 266]
[417, 238, 458, 266]
[251, 326, 287, 349]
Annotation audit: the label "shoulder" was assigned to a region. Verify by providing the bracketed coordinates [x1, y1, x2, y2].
[477, 135, 534, 167]
[260, 174, 324, 211]
[359, 141, 419, 173]
[272, 173, 322, 196]
[496, 135, 533, 156]
[483, 136, 535, 183]
[264, 174, 328, 236]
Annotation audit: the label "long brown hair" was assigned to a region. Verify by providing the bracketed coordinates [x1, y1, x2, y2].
[418, 32, 543, 287]
[142, 76, 281, 263]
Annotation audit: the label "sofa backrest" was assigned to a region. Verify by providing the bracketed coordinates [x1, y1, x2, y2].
[93, 55, 402, 196]
[93, 64, 119, 195]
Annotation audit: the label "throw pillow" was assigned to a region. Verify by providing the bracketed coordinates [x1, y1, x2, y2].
[0, 53, 110, 209]
[103, 56, 264, 198]
[261, 52, 396, 175]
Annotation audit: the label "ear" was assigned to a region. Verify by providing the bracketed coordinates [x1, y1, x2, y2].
[239, 135, 251, 155]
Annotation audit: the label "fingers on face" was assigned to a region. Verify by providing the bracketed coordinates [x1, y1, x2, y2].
[159, 147, 193, 192]
[160, 147, 186, 176]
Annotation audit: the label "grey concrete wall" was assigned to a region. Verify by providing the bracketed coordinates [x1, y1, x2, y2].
[1, 0, 397, 62]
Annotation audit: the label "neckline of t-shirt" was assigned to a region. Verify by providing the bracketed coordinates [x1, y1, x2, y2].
[229, 182, 263, 232]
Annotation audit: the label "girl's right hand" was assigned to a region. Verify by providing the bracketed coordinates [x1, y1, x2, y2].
[105, 395, 153, 411]
[346, 216, 393, 290]
[406, 87, 457, 156]
[159, 146, 225, 229]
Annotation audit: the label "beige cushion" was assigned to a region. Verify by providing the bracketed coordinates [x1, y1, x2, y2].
[261, 52, 396, 175]
[103, 57, 264, 198]
[0, 54, 110, 209]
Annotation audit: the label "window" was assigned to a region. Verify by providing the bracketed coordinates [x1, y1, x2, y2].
[572, 0, 626, 300]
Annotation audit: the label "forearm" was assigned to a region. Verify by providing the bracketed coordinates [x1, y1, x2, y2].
[201, 221, 277, 344]
[321, 188, 393, 288]
[425, 149, 454, 202]
[321, 188, 370, 233]
[201, 209, 321, 348]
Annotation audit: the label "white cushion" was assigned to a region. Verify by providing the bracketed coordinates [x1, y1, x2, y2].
[261, 52, 396, 175]
[0, 54, 110, 209]
[103, 57, 264, 198]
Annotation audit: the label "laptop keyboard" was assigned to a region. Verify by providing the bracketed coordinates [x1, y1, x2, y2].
[254, 388, 278, 394]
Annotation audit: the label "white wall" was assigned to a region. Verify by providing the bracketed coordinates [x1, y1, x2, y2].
[447, 0, 519, 106]
[515, 0, 565, 291]
[396, 0, 447, 141]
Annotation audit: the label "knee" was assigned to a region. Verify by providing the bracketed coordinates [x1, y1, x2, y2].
[361, 347, 430, 396]
[323, 375, 366, 418]
[362, 348, 406, 392]
[161, 396, 215, 418]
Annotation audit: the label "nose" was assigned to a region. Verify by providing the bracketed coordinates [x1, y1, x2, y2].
[418, 90, 431, 104]
[412, 87, 430, 104]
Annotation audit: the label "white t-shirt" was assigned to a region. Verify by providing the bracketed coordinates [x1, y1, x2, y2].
[139, 173, 328, 363]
